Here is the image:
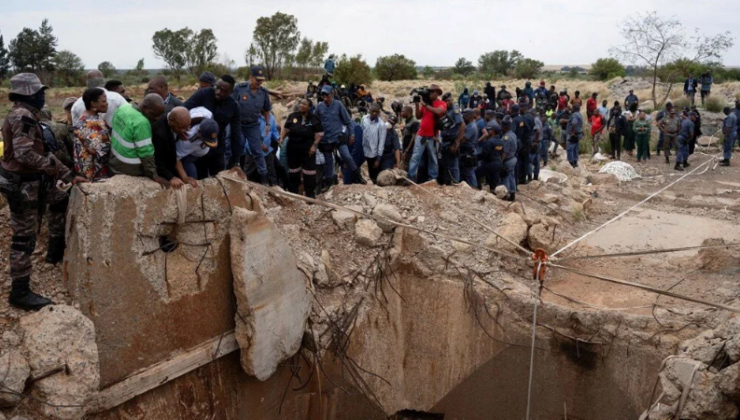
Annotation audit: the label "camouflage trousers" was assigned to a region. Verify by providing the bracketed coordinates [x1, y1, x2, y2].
[0, 175, 68, 280]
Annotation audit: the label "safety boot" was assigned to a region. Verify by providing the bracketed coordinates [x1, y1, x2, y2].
[9, 276, 53, 311]
[45, 236, 66, 265]
[683, 161, 690, 168]
[354, 170, 367, 185]
[720, 159, 731, 167]
[674, 163, 684, 171]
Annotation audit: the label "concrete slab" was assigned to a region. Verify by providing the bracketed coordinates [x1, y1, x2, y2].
[230, 207, 310, 381]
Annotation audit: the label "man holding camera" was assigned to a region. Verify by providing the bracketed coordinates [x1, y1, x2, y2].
[438, 93, 465, 185]
[408, 84, 445, 182]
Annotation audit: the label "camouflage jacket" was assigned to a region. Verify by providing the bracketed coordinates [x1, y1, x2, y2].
[1, 102, 72, 181]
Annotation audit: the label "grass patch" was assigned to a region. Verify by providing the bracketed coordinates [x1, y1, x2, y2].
[704, 96, 725, 113]
[671, 97, 690, 110]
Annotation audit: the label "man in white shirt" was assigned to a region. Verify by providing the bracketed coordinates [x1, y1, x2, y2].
[71, 69, 126, 126]
[361, 103, 387, 183]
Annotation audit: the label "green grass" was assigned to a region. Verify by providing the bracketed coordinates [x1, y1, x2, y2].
[704, 96, 725, 113]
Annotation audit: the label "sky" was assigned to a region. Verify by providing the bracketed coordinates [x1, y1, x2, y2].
[1, 0, 739, 70]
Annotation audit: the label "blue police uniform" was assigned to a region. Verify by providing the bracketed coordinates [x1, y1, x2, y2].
[529, 117, 542, 180]
[540, 118, 553, 165]
[502, 130, 518, 193]
[476, 135, 505, 190]
[460, 122, 479, 188]
[341, 124, 367, 185]
[439, 106, 464, 185]
[232, 80, 272, 177]
[677, 118, 694, 165]
[314, 98, 359, 184]
[566, 112, 584, 165]
[723, 113, 737, 161]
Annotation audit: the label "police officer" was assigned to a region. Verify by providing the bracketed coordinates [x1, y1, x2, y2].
[566, 104, 584, 168]
[501, 117, 518, 202]
[540, 110, 553, 166]
[720, 107, 737, 167]
[438, 93, 465, 185]
[460, 109, 479, 188]
[233, 66, 272, 185]
[655, 102, 673, 157]
[0, 73, 87, 310]
[511, 104, 530, 184]
[658, 108, 680, 164]
[675, 112, 696, 171]
[529, 110, 542, 181]
[476, 123, 505, 191]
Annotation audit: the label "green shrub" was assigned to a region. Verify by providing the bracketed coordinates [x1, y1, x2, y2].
[704, 96, 725, 113]
[671, 97, 690, 110]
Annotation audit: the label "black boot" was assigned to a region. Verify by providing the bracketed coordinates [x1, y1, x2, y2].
[9, 276, 53, 311]
[509, 192, 516, 202]
[45, 236, 66, 265]
[656, 150, 661, 156]
[683, 160, 690, 168]
[674, 163, 684, 171]
[354, 170, 367, 185]
[720, 159, 731, 167]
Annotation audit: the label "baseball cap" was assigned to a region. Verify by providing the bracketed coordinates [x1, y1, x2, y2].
[199, 118, 220, 148]
[251, 66, 266, 80]
[199, 71, 216, 85]
[321, 85, 333, 94]
[10, 73, 48, 96]
[462, 109, 475, 118]
[510, 104, 520, 113]
[62, 97, 77, 110]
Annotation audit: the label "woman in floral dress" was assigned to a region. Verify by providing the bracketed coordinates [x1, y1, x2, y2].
[73, 88, 111, 180]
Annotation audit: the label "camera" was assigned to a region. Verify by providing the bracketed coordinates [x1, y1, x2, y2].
[410, 87, 433, 105]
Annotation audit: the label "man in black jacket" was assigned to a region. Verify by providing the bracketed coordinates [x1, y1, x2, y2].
[684, 75, 698, 106]
[184, 75, 242, 177]
[153, 106, 191, 189]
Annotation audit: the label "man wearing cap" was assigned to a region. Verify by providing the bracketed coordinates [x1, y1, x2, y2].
[675, 112, 696, 171]
[438, 93, 465, 185]
[71, 70, 127, 126]
[1, 74, 88, 310]
[460, 109, 479, 188]
[315, 84, 365, 188]
[566, 104, 584, 168]
[184, 74, 242, 176]
[174, 108, 219, 183]
[658, 107, 680, 164]
[409, 84, 445, 182]
[721, 107, 737, 167]
[232, 66, 273, 185]
[199, 71, 216, 89]
[624, 90, 638, 109]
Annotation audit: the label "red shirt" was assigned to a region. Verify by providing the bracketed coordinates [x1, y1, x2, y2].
[589, 114, 604, 136]
[557, 96, 568, 111]
[586, 98, 597, 115]
[418, 99, 447, 137]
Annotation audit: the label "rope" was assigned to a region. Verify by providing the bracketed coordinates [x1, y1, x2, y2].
[557, 242, 740, 261]
[404, 177, 534, 256]
[525, 264, 544, 420]
[222, 176, 529, 263]
[550, 153, 721, 259]
[548, 263, 740, 313]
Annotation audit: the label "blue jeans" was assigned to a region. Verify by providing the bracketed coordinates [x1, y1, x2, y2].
[322, 142, 358, 182]
[504, 157, 517, 193]
[439, 142, 460, 185]
[567, 141, 580, 164]
[180, 154, 199, 178]
[242, 123, 267, 176]
[529, 143, 541, 179]
[677, 137, 689, 163]
[724, 131, 737, 160]
[540, 139, 550, 164]
[409, 136, 438, 181]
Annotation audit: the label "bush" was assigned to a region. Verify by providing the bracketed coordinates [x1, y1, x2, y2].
[671, 97, 690, 110]
[704, 96, 725, 113]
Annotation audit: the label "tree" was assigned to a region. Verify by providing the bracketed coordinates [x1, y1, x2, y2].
[250, 12, 301, 79]
[309, 42, 328, 69]
[421, 66, 435, 78]
[610, 12, 733, 107]
[333, 54, 372, 85]
[514, 58, 544, 79]
[0, 34, 9, 81]
[294, 37, 329, 78]
[590, 58, 625, 80]
[129, 58, 146, 77]
[54, 50, 84, 87]
[295, 38, 312, 68]
[185, 29, 218, 76]
[244, 44, 259, 68]
[453, 57, 475, 76]
[97, 61, 116, 78]
[478, 50, 523, 77]
[152, 28, 189, 81]
[8, 20, 57, 75]
[375, 54, 417, 82]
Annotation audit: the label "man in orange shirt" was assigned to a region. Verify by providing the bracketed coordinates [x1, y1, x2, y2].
[586, 93, 598, 118]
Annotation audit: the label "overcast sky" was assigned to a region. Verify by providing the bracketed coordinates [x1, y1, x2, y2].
[2, 0, 739, 70]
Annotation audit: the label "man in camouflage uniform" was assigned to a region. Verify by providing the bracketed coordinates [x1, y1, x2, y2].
[0, 73, 86, 311]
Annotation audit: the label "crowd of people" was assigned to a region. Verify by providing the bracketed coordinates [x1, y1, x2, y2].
[1, 63, 738, 311]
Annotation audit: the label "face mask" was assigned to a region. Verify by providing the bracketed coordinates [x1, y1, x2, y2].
[21, 90, 46, 110]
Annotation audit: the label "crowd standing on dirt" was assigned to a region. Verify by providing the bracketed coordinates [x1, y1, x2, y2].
[1, 60, 739, 310]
